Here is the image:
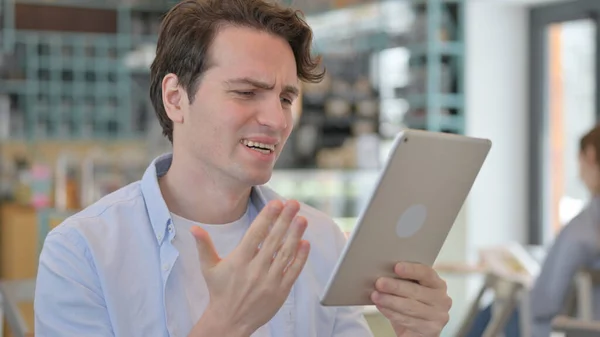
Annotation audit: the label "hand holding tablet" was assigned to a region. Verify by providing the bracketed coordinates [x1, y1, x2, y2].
[320, 129, 490, 336]
[321, 129, 491, 307]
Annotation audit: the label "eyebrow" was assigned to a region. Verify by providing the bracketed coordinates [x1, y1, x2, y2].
[224, 77, 299, 97]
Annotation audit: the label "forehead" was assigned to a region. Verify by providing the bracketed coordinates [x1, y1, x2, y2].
[206, 25, 298, 84]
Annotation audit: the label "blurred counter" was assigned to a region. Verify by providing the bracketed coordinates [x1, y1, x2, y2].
[0, 203, 38, 337]
[0, 203, 38, 281]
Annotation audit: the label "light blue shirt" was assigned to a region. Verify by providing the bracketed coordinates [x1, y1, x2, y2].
[34, 153, 373, 337]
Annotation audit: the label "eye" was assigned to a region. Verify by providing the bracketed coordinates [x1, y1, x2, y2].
[235, 91, 255, 97]
[281, 97, 293, 106]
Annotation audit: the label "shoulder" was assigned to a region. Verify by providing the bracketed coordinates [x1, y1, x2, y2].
[547, 203, 600, 265]
[47, 181, 149, 248]
[558, 204, 600, 245]
[70, 181, 144, 220]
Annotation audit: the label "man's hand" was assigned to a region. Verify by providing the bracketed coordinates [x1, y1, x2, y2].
[372, 262, 452, 337]
[189, 200, 310, 337]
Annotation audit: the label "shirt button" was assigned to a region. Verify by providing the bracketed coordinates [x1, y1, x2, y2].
[168, 225, 173, 232]
[162, 263, 170, 271]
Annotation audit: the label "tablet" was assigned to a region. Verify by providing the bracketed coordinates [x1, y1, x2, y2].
[320, 129, 491, 306]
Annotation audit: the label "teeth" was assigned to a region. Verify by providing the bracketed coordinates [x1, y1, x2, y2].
[242, 139, 276, 151]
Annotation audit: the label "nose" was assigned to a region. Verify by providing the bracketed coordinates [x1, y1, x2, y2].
[256, 96, 288, 131]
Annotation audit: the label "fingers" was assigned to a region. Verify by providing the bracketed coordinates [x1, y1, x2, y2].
[375, 265, 452, 337]
[372, 291, 445, 323]
[191, 226, 221, 271]
[230, 198, 309, 291]
[269, 216, 308, 274]
[237, 200, 284, 258]
[374, 287, 450, 336]
[375, 277, 446, 309]
[394, 262, 447, 290]
[377, 305, 446, 337]
[255, 200, 301, 264]
[281, 240, 310, 289]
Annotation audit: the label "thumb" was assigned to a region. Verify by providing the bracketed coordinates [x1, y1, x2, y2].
[191, 226, 220, 270]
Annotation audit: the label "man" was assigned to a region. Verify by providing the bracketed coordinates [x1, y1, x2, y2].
[34, 1, 452, 336]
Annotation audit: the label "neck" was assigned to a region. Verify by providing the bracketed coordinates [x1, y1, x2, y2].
[159, 153, 251, 224]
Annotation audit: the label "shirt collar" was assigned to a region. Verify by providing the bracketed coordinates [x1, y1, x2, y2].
[141, 153, 173, 244]
[140, 153, 271, 243]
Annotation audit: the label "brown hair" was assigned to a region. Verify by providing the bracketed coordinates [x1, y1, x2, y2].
[580, 124, 600, 167]
[149, 0, 325, 143]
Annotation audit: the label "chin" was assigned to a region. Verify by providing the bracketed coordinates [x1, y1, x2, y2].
[240, 168, 273, 187]
[251, 172, 273, 186]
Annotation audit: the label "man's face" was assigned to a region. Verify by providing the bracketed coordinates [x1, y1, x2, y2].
[164, 25, 299, 188]
[579, 145, 600, 192]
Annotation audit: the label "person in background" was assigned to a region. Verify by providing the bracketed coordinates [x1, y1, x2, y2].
[34, 1, 452, 336]
[530, 124, 600, 336]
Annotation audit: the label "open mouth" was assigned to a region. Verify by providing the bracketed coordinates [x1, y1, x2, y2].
[241, 139, 276, 154]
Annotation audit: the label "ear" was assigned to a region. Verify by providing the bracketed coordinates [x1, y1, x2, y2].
[161, 73, 187, 124]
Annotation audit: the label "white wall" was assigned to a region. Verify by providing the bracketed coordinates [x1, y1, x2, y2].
[433, 3, 532, 334]
[437, 1, 586, 334]
[464, 1, 530, 257]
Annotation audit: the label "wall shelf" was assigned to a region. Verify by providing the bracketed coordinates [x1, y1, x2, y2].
[407, 94, 464, 109]
[402, 0, 466, 135]
[403, 113, 464, 132]
[0, 0, 166, 141]
[9, 0, 174, 11]
[410, 0, 462, 4]
[408, 42, 463, 56]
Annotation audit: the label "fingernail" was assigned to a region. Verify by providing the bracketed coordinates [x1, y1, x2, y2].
[300, 241, 310, 252]
[285, 199, 300, 211]
[371, 291, 380, 302]
[294, 216, 307, 227]
[396, 262, 404, 273]
[270, 201, 283, 212]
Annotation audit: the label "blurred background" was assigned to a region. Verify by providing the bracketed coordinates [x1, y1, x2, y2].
[0, 0, 595, 336]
